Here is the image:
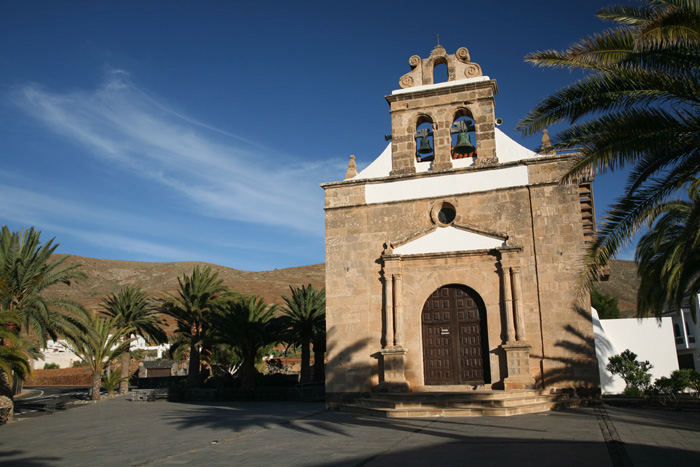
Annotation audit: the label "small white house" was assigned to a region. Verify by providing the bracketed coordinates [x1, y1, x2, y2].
[664, 293, 700, 370]
[592, 308, 678, 394]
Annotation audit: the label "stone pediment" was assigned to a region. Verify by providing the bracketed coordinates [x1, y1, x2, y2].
[389, 224, 508, 256]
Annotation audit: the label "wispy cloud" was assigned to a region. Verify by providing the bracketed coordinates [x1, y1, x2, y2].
[11, 69, 338, 235]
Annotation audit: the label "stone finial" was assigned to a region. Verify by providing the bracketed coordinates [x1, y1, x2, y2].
[541, 129, 555, 155]
[399, 46, 483, 89]
[345, 155, 357, 180]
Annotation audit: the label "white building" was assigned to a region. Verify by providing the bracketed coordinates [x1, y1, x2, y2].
[664, 293, 700, 370]
[593, 308, 678, 394]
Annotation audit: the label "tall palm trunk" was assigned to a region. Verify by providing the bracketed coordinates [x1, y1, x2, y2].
[300, 337, 311, 383]
[187, 343, 200, 387]
[240, 350, 257, 390]
[91, 372, 101, 401]
[120, 349, 130, 395]
[312, 344, 325, 383]
[0, 371, 13, 400]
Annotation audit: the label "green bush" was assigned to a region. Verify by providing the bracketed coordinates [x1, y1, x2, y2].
[102, 369, 128, 394]
[71, 360, 89, 368]
[606, 350, 653, 396]
[591, 287, 620, 319]
[654, 369, 700, 396]
[43, 363, 60, 369]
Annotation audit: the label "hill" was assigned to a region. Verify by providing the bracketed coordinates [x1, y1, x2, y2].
[595, 259, 640, 318]
[46, 256, 638, 319]
[47, 255, 325, 314]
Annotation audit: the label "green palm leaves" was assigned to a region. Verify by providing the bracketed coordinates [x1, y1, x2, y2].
[211, 296, 282, 389]
[158, 266, 231, 387]
[518, 0, 700, 286]
[102, 286, 166, 394]
[281, 285, 325, 383]
[0, 226, 86, 405]
[636, 180, 700, 319]
[64, 312, 133, 400]
[0, 226, 87, 344]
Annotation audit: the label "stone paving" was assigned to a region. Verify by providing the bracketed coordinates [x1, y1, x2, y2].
[0, 396, 699, 466]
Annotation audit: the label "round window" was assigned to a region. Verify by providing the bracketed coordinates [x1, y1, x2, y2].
[438, 206, 456, 224]
[431, 201, 457, 226]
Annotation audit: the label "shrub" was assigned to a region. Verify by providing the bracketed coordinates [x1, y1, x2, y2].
[43, 363, 60, 369]
[102, 369, 128, 394]
[654, 369, 700, 396]
[606, 350, 653, 396]
[71, 360, 89, 368]
[591, 287, 620, 319]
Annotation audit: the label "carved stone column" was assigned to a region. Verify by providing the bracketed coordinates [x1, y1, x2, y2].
[393, 273, 404, 347]
[377, 256, 409, 392]
[382, 270, 394, 349]
[498, 250, 534, 390]
[511, 266, 527, 342]
[499, 261, 516, 343]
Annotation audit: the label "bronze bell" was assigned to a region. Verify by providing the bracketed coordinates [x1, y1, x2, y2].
[453, 132, 476, 154]
[417, 137, 433, 155]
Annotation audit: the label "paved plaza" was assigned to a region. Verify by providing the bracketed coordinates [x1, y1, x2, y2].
[1, 396, 699, 466]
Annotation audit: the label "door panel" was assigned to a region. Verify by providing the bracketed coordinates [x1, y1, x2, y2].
[422, 285, 487, 385]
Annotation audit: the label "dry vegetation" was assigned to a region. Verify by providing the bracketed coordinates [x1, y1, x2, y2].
[45, 255, 638, 321]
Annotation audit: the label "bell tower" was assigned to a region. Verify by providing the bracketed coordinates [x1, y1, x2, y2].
[386, 45, 499, 175]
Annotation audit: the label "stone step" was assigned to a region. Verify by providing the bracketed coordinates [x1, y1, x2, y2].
[356, 393, 570, 409]
[340, 398, 580, 418]
[368, 389, 548, 401]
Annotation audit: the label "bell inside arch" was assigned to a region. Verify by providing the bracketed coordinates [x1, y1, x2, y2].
[453, 132, 476, 154]
[417, 137, 434, 155]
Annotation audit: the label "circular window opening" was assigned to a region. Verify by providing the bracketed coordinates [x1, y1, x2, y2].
[431, 201, 457, 226]
[438, 206, 456, 224]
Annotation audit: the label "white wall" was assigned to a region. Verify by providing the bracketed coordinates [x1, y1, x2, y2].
[593, 308, 679, 394]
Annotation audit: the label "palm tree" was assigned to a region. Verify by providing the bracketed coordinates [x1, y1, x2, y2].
[0, 226, 87, 400]
[64, 312, 133, 400]
[102, 286, 167, 394]
[210, 296, 282, 389]
[281, 285, 325, 383]
[636, 179, 700, 320]
[517, 0, 700, 284]
[0, 226, 87, 340]
[0, 313, 32, 395]
[157, 266, 230, 387]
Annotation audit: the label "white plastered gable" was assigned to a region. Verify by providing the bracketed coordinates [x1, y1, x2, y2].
[392, 225, 507, 256]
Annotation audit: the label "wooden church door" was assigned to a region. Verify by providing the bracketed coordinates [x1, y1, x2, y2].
[422, 285, 488, 385]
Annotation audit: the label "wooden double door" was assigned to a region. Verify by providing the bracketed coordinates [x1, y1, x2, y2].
[422, 284, 489, 385]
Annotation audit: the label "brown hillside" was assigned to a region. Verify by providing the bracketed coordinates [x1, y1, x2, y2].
[47, 255, 325, 315]
[596, 259, 639, 318]
[47, 256, 638, 321]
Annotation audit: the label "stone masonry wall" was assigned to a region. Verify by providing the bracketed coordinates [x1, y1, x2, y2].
[323, 156, 599, 402]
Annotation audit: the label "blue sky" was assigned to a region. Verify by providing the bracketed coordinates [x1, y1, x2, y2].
[1, 0, 634, 271]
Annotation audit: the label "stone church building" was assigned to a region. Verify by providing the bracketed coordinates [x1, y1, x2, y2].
[322, 45, 600, 404]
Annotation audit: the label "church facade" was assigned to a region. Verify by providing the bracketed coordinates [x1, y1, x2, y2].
[322, 45, 600, 404]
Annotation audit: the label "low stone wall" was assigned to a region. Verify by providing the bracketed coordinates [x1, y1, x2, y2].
[24, 368, 92, 386]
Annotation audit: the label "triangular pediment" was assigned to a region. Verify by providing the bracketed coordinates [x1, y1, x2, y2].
[392, 225, 507, 256]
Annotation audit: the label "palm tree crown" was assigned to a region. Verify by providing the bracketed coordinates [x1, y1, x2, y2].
[102, 286, 166, 394]
[517, 0, 700, 284]
[0, 225, 87, 343]
[281, 285, 325, 383]
[210, 295, 281, 389]
[158, 266, 231, 386]
[636, 179, 700, 320]
[64, 312, 133, 400]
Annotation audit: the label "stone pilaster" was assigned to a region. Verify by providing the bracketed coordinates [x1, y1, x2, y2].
[502, 343, 536, 390]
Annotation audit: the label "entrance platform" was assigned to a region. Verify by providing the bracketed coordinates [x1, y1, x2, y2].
[340, 389, 580, 417]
